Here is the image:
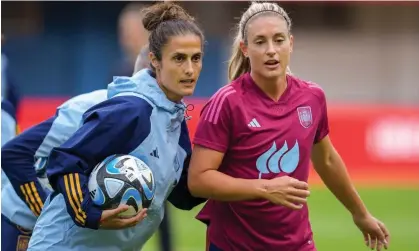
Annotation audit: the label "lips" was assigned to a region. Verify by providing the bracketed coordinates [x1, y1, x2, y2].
[265, 59, 279, 65]
[180, 79, 195, 84]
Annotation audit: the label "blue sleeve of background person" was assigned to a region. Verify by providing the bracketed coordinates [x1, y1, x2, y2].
[1, 99, 16, 146]
[168, 120, 207, 210]
[6, 76, 21, 111]
[1, 99, 16, 121]
[47, 96, 153, 229]
[1, 115, 55, 216]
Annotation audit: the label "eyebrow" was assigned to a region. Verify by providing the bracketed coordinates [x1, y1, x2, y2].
[254, 33, 286, 39]
[172, 51, 202, 57]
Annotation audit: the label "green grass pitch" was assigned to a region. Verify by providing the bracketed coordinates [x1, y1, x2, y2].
[142, 187, 419, 251]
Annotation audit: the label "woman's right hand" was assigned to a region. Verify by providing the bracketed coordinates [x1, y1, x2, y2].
[99, 205, 148, 230]
[262, 176, 310, 210]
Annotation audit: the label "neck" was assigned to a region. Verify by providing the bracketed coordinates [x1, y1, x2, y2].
[157, 80, 182, 103]
[250, 72, 287, 102]
[154, 70, 183, 103]
[165, 91, 183, 103]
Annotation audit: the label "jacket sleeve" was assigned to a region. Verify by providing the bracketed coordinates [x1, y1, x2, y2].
[168, 120, 207, 210]
[1, 115, 55, 216]
[47, 96, 153, 229]
[1, 99, 17, 146]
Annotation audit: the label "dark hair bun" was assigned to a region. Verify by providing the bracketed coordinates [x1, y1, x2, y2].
[142, 3, 194, 32]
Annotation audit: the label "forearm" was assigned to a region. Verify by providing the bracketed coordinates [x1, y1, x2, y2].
[315, 151, 368, 217]
[189, 169, 266, 201]
[48, 149, 103, 229]
[16, 177, 49, 216]
[55, 172, 102, 229]
[1, 150, 49, 215]
[1, 116, 57, 210]
[2, 163, 49, 204]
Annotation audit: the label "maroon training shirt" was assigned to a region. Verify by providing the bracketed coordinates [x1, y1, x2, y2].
[193, 72, 329, 251]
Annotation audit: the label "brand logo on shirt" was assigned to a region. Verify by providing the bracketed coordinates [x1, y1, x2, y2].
[297, 106, 313, 128]
[150, 148, 160, 159]
[256, 140, 300, 179]
[248, 118, 261, 128]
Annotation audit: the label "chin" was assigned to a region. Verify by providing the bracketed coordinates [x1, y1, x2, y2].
[262, 70, 282, 79]
[182, 86, 196, 97]
[176, 90, 193, 98]
[182, 90, 194, 97]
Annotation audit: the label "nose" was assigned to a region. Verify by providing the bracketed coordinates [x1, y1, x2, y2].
[184, 60, 193, 77]
[266, 41, 276, 57]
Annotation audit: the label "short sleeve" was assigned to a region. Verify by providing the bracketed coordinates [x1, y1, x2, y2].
[314, 87, 330, 144]
[193, 88, 234, 153]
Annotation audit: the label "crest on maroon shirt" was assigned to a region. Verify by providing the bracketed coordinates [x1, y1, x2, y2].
[297, 106, 313, 128]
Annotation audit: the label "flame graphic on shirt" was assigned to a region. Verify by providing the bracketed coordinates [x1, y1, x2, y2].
[256, 140, 300, 179]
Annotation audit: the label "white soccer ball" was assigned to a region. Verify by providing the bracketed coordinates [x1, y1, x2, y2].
[88, 154, 155, 218]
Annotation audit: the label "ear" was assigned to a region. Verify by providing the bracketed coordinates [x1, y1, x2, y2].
[239, 40, 248, 58]
[149, 52, 160, 70]
[289, 34, 294, 54]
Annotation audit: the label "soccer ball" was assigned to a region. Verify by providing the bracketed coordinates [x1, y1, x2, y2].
[88, 154, 155, 218]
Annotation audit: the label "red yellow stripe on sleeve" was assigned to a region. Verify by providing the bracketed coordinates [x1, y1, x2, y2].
[19, 181, 44, 216]
[63, 173, 87, 226]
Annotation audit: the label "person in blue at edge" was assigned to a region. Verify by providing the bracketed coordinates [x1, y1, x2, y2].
[1, 89, 107, 251]
[0, 32, 158, 251]
[1, 98, 17, 188]
[2, 35, 21, 113]
[26, 2, 206, 251]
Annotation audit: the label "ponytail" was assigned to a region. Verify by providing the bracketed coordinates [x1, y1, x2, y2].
[228, 35, 251, 81]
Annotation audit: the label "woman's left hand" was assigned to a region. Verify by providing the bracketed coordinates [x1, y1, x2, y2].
[353, 213, 390, 251]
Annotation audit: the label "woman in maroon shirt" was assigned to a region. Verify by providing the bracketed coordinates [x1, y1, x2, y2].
[188, 2, 390, 251]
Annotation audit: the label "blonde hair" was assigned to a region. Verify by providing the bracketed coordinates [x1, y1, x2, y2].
[228, 2, 293, 81]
